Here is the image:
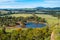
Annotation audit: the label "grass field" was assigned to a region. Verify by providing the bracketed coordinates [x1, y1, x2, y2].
[1, 14, 60, 40]
[1, 14, 60, 32]
[2, 13, 59, 27]
[8, 14, 59, 25]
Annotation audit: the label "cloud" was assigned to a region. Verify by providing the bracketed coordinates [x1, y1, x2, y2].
[45, 0, 60, 1]
[0, 0, 60, 8]
[36, 0, 60, 7]
[0, 0, 14, 3]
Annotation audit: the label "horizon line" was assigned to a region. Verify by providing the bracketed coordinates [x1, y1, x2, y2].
[0, 7, 60, 9]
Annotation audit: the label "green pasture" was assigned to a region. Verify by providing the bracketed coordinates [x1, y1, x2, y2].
[8, 14, 59, 25]
[0, 14, 60, 32]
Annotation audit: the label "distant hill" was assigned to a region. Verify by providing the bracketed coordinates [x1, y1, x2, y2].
[35, 7, 60, 11]
[0, 7, 60, 10]
[0, 7, 60, 11]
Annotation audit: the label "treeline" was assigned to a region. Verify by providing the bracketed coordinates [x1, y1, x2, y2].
[46, 11, 60, 18]
[0, 11, 60, 19]
[0, 27, 51, 40]
[0, 9, 60, 17]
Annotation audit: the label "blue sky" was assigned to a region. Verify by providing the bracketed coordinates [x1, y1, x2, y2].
[0, 0, 60, 8]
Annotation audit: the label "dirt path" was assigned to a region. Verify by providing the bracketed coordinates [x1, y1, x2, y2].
[51, 31, 55, 40]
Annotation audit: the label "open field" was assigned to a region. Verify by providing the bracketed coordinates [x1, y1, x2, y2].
[7, 14, 59, 25]
[0, 14, 60, 40]
[2, 14, 58, 26]
[0, 14, 60, 32]
[3, 14, 60, 27]
[7, 14, 33, 17]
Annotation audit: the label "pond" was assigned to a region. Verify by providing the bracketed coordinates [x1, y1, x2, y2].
[17, 22, 46, 28]
[25, 22, 46, 28]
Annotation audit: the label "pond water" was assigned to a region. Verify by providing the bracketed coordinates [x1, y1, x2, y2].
[17, 22, 46, 28]
[25, 22, 46, 28]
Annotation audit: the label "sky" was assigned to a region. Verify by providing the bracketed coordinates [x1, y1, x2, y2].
[0, 0, 60, 8]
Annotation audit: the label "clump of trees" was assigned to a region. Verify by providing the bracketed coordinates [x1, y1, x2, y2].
[0, 27, 51, 40]
[0, 15, 46, 27]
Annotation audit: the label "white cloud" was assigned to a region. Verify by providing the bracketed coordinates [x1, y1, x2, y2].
[0, 0, 60, 8]
[45, 0, 60, 1]
[39, 1, 60, 7]
[0, 0, 12, 3]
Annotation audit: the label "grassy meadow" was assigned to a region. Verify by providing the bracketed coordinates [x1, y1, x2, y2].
[0, 14, 60, 40]
[1, 14, 60, 31]
[8, 14, 59, 25]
